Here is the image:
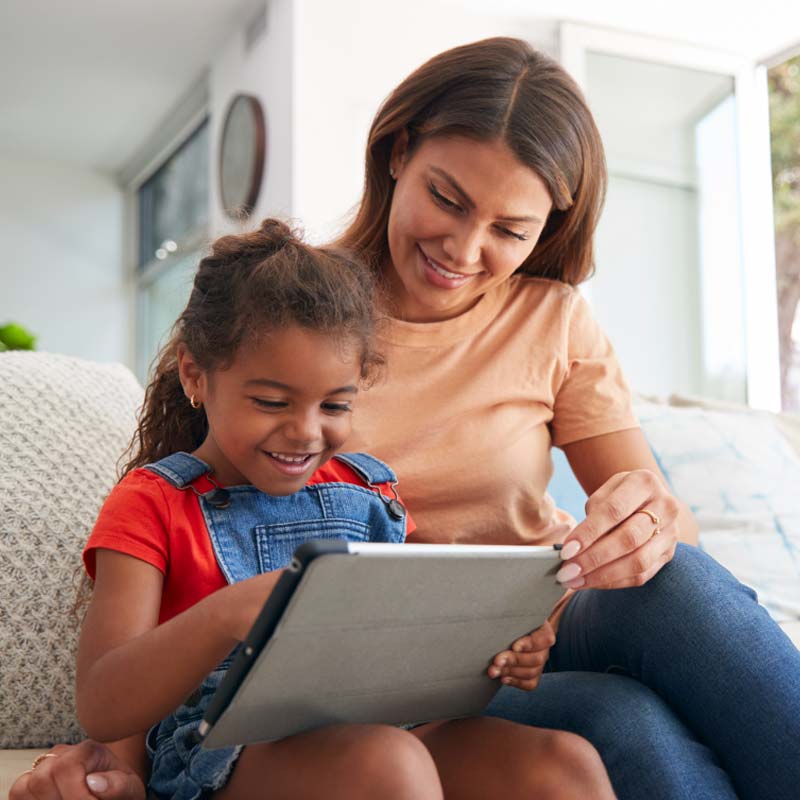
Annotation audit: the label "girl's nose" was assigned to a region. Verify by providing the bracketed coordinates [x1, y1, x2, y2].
[284, 411, 322, 444]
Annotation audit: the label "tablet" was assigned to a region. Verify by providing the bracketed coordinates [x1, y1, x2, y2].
[199, 540, 565, 748]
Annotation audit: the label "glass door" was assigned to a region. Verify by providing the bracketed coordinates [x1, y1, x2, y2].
[561, 25, 780, 409]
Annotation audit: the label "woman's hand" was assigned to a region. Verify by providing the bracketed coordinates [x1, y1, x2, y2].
[9, 741, 145, 800]
[488, 621, 556, 690]
[556, 469, 681, 590]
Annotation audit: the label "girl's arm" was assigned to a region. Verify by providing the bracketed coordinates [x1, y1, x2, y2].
[76, 549, 283, 742]
[558, 428, 698, 591]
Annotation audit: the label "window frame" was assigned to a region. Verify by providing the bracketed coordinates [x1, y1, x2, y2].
[121, 93, 211, 383]
[560, 23, 781, 410]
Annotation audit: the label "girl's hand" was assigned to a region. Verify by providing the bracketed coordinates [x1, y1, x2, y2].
[488, 621, 556, 690]
[556, 470, 681, 590]
[222, 569, 286, 640]
[9, 741, 145, 800]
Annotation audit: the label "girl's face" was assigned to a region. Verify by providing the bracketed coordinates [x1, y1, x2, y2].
[386, 135, 553, 322]
[179, 325, 361, 495]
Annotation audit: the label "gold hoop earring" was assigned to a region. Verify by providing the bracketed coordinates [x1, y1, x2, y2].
[189, 395, 202, 409]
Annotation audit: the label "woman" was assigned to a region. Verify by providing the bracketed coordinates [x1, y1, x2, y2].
[13, 37, 800, 800]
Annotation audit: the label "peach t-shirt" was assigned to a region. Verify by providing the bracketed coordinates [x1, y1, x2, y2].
[346, 275, 638, 546]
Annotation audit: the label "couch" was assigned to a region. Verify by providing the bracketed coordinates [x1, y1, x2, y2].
[1, 352, 799, 794]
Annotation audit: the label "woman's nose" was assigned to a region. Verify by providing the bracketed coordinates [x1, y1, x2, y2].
[442, 224, 484, 268]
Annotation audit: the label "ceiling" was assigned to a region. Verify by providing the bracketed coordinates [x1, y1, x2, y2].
[0, 0, 262, 175]
[1, 0, 799, 178]
[455, 0, 800, 64]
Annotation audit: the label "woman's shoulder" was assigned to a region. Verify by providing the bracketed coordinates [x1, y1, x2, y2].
[497, 275, 584, 331]
[508, 274, 579, 304]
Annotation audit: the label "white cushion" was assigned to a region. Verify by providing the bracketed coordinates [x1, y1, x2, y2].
[0, 352, 142, 747]
[636, 398, 800, 623]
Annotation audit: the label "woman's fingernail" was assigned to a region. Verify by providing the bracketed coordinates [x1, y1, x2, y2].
[86, 775, 109, 792]
[556, 562, 582, 583]
[562, 576, 586, 589]
[561, 540, 581, 560]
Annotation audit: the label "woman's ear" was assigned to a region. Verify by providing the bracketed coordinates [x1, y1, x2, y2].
[176, 343, 206, 403]
[389, 129, 410, 178]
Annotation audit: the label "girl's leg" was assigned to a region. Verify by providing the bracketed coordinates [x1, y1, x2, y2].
[214, 724, 443, 800]
[485, 671, 738, 800]
[412, 716, 616, 799]
[550, 543, 800, 800]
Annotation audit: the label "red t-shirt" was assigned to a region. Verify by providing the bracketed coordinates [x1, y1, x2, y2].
[84, 458, 413, 623]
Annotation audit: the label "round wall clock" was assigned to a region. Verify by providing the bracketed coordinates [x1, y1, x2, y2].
[218, 94, 267, 219]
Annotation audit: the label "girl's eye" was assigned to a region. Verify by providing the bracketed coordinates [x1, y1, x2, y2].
[428, 183, 462, 212]
[322, 403, 352, 414]
[252, 398, 287, 409]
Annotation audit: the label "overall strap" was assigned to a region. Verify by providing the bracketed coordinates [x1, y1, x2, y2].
[142, 452, 212, 488]
[334, 452, 397, 486]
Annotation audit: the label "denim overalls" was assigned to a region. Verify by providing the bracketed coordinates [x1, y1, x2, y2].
[144, 451, 407, 800]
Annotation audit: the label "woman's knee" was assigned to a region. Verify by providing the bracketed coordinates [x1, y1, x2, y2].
[642, 543, 759, 621]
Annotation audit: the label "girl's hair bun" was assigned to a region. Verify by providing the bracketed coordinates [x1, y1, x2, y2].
[258, 218, 294, 253]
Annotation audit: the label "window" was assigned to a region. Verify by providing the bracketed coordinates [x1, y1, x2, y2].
[135, 118, 210, 381]
[561, 24, 781, 409]
[768, 54, 800, 411]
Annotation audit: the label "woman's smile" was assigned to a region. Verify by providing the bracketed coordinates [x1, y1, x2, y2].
[417, 245, 480, 289]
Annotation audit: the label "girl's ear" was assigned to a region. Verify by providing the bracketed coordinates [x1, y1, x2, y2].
[176, 343, 206, 403]
[389, 129, 410, 178]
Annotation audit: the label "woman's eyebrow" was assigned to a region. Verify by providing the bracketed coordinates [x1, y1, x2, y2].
[244, 378, 358, 394]
[429, 166, 543, 224]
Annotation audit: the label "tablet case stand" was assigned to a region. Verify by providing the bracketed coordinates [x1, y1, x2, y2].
[201, 541, 565, 748]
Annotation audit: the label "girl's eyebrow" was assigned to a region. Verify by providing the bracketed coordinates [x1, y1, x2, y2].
[244, 378, 358, 394]
[428, 166, 543, 224]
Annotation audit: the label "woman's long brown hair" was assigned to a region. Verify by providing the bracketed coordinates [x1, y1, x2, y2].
[336, 37, 606, 285]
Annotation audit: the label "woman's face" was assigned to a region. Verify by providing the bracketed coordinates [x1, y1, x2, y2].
[386, 135, 553, 322]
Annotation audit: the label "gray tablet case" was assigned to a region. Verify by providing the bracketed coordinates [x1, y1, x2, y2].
[200, 541, 565, 748]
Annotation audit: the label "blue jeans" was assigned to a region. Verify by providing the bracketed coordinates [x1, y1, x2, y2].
[485, 544, 800, 800]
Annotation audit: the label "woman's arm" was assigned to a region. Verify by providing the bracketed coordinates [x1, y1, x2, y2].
[9, 739, 146, 800]
[76, 549, 283, 742]
[563, 428, 698, 545]
[558, 428, 698, 591]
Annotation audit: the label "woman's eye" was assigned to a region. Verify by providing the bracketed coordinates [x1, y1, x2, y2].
[428, 183, 462, 212]
[498, 227, 529, 242]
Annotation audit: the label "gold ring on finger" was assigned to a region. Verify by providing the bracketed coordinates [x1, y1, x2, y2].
[635, 508, 661, 538]
[635, 508, 661, 525]
[31, 753, 58, 770]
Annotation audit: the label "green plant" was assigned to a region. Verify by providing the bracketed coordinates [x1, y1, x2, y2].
[0, 322, 37, 351]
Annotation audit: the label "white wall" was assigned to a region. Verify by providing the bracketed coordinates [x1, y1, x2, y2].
[0, 155, 128, 364]
[292, 0, 558, 242]
[208, 0, 296, 237]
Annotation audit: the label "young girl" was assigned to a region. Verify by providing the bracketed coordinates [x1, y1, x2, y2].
[72, 219, 615, 800]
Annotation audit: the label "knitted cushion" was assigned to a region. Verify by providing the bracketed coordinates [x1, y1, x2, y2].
[0, 352, 143, 747]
